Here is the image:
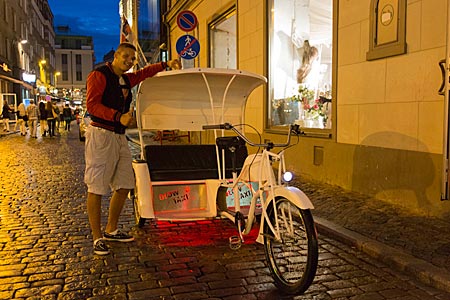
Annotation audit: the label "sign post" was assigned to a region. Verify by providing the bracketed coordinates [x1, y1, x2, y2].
[176, 10, 199, 68]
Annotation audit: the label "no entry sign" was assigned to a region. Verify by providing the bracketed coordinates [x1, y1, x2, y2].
[177, 10, 198, 32]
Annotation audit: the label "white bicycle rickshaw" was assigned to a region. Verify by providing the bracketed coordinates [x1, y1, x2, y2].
[131, 68, 318, 294]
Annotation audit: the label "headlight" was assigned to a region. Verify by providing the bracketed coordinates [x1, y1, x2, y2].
[283, 171, 293, 182]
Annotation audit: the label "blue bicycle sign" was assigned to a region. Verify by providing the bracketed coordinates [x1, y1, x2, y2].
[176, 34, 200, 60]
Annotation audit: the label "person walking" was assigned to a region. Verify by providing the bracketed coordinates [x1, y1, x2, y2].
[15, 102, 27, 135]
[2, 99, 13, 132]
[38, 101, 48, 137]
[62, 104, 73, 131]
[45, 101, 57, 137]
[84, 42, 181, 255]
[56, 101, 64, 132]
[26, 100, 39, 138]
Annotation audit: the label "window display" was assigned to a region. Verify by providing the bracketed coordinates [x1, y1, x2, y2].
[269, 0, 333, 129]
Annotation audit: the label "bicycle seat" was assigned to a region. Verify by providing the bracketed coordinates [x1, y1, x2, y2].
[216, 136, 246, 151]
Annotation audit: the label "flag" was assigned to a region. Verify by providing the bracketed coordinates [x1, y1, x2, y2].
[121, 16, 134, 44]
[120, 15, 148, 66]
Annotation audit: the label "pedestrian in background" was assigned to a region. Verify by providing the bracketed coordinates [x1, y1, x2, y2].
[62, 103, 73, 131]
[84, 42, 181, 255]
[15, 102, 27, 136]
[26, 100, 39, 138]
[56, 101, 64, 131]
[38, 101, 48, 137]
[45, 101, 57, 137]
[2, 99, 12, 132]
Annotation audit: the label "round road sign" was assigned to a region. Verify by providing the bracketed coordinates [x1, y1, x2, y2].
[176, 34, 200, 60]
[177, 10, 198, 32]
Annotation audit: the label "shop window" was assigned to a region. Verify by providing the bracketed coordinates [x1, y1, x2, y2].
[209, 9, 236, 69]
[268, 0, 334, 131]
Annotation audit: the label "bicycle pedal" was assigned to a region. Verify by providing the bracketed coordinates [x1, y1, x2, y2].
[229, 236, 242, 250]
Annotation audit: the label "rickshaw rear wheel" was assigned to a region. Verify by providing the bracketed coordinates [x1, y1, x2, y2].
[131, 189, 147, 228]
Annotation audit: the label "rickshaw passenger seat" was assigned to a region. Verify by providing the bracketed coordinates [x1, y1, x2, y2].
[144, 144, 248, 181]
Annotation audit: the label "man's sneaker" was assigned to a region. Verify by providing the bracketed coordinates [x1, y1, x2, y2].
[93, 239, 110, 255]
[103, 230, 135, 242]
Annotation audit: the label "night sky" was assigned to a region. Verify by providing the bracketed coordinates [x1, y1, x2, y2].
[47, 0, 120, 63]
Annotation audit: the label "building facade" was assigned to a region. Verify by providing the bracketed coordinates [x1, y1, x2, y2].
[161, 0, 450, 218]
[54, 26, 94, 105]
[0, 0, 55, 106]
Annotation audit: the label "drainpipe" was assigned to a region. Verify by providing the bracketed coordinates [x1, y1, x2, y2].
[440, 0, 450, 201]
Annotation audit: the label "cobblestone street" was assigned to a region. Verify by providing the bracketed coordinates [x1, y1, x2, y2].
[0, 129, 449, 299]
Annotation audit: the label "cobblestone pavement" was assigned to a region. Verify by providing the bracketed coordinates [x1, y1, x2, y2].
[0, 128, 450, 299]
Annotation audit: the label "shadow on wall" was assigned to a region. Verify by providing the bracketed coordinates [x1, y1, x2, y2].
[352, 132, 435, 211]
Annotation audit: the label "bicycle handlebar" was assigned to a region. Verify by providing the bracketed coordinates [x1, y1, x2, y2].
[202, 122, 302, 149]
[202, 124, 232, 130]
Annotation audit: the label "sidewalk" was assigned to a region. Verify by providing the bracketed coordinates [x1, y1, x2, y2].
[297, 178, 450, 293]
[0, 129, 18, 137]
[0, 120, 19, 137]
[126, 128, 450, 293]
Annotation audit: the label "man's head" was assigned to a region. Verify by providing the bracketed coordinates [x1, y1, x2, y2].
[112, 42, 137, 75]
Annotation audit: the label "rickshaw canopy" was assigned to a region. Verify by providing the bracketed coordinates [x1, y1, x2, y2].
[135, 68, 267, 131]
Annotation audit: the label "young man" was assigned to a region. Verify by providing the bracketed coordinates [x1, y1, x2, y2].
[85, 42, 181, 255]
[26, 100, 38, 138]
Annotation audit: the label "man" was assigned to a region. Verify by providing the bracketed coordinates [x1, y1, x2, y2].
[26, 100, 38, 138]
[85, 42, 181, 255]
[15, 102, 27, 135]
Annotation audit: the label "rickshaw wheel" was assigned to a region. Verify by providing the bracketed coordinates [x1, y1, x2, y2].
[131, 189, 147, 228]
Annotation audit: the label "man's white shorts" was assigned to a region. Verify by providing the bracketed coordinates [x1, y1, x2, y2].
[84, 125, 135, 195]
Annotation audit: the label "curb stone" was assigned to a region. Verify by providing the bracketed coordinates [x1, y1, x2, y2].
[315, 216, 450, 293]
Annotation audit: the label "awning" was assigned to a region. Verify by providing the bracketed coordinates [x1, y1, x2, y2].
[0, 73, 34, 90]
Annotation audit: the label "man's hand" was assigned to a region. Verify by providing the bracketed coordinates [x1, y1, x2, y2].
[167, 58, 181, 70]
[119, 111, 135, 127]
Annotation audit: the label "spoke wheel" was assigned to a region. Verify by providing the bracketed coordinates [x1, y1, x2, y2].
[131, 188, 146, 228]
[263, 197, 318, 295]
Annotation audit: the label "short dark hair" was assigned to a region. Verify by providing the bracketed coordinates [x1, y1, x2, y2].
[117, 42, 136, 52]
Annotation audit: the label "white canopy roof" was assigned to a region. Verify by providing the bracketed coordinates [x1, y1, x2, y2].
[135, 68, 267, 131]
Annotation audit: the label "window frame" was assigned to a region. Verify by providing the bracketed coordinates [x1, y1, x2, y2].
[207, 5, 237, 68]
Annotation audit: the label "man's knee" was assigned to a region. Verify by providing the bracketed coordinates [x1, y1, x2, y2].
[116, 188, 131, 196]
